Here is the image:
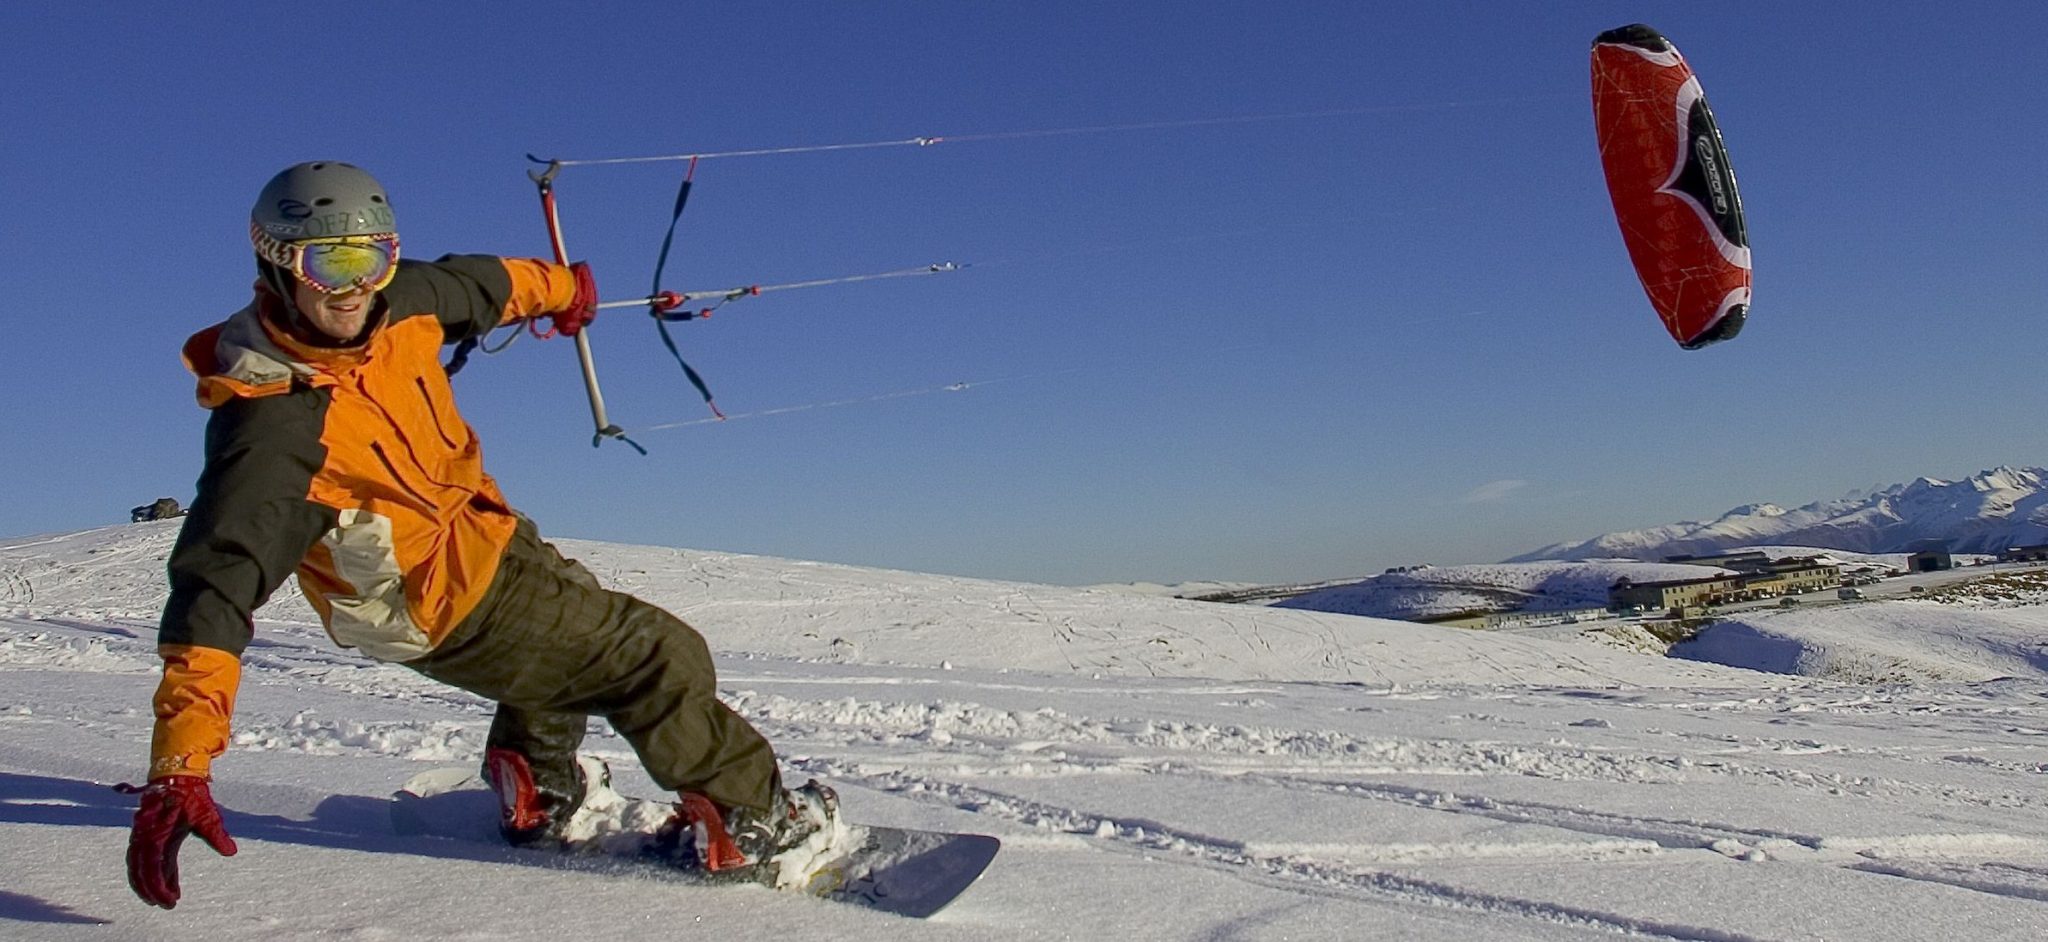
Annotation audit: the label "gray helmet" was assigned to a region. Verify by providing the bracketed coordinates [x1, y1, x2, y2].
[250, 161, 396, 243]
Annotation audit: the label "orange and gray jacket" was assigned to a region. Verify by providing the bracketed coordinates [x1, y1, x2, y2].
[151, 255, 577, 779]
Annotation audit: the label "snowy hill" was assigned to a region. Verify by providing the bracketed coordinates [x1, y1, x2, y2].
[0, 523, 1747, 687]
[1269, 560, 1734, 620]
[1675, 570, 2048, 684]
[1511, 466, 2048, 561]
[7, 524, 2048, 940]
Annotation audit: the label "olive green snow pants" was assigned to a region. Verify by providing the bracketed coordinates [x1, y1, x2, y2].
[408, 519, 779, 812]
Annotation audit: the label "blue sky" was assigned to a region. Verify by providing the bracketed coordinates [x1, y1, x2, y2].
[3, 2, 2044, 585]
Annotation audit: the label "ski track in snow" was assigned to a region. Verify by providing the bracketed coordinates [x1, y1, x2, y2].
[6, 525, 2048, 939]
[710, 676, 2048, 938]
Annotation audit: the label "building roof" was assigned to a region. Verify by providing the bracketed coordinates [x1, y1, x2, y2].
[1611, 574, 1742, 591]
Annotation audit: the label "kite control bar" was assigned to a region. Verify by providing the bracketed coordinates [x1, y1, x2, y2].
[529, 160, 644, 453]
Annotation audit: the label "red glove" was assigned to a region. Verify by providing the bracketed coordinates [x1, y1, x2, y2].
[551, 261, 599, 337]
[125, 775, 237, 909]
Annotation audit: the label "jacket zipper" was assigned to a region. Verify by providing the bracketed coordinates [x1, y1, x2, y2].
[371, 441, 440, 510]
[416, 377, 463, 450]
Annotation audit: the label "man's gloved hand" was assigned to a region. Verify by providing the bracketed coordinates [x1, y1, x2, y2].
[551, 260, 599, 337]
[125, 775, 237, 909]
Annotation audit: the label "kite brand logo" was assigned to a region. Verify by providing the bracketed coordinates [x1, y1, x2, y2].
[1693, 136, 1730, 215]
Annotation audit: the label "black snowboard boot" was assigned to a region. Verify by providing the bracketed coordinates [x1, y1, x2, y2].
[483, 747, 598, 848]
[652, 779, 845, 887]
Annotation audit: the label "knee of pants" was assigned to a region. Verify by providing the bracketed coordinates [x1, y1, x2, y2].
[601, 605, 720, 712]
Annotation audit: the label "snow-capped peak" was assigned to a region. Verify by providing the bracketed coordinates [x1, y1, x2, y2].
[1511, 466, 2048, 561]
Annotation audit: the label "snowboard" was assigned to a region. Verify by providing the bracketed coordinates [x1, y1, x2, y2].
[389, 765, 999, 919]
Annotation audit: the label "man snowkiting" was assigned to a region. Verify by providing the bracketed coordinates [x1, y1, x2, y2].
[127, 161, 842, 909]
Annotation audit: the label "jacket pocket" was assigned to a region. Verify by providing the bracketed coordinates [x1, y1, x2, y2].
[371, 441, 440, 511]
[315, 509, 432, 662]
[416, 377, 464, 451]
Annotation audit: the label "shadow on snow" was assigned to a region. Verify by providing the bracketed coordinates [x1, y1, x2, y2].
[0, 768, 698, 925]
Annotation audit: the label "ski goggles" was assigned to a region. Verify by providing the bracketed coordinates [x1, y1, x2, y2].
[252, 225, 401, 294]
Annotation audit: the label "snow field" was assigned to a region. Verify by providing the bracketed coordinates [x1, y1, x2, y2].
[4, 524, 2048, 939]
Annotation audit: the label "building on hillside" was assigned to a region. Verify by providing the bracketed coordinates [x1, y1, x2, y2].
[2000, 544, 2048, 563]
[1416, 611, 1491, 629]
[1620, 555, 1840, 609]
[1663, 550, 1770, 570]
[1609, 575, 1743, 611]
[1906, 549, 1953, 572]
[1419, 607, 1613, 631]
[1733, 556, 1841, 598]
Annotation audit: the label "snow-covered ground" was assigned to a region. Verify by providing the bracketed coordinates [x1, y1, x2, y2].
[5, 523, 2048, 940]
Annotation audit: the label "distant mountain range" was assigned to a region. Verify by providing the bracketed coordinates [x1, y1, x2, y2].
[1510, 466, 2048, 562]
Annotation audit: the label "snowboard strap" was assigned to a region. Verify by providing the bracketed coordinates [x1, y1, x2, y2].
[485, 748, 549, 833]
[678, 792, 749, 871]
